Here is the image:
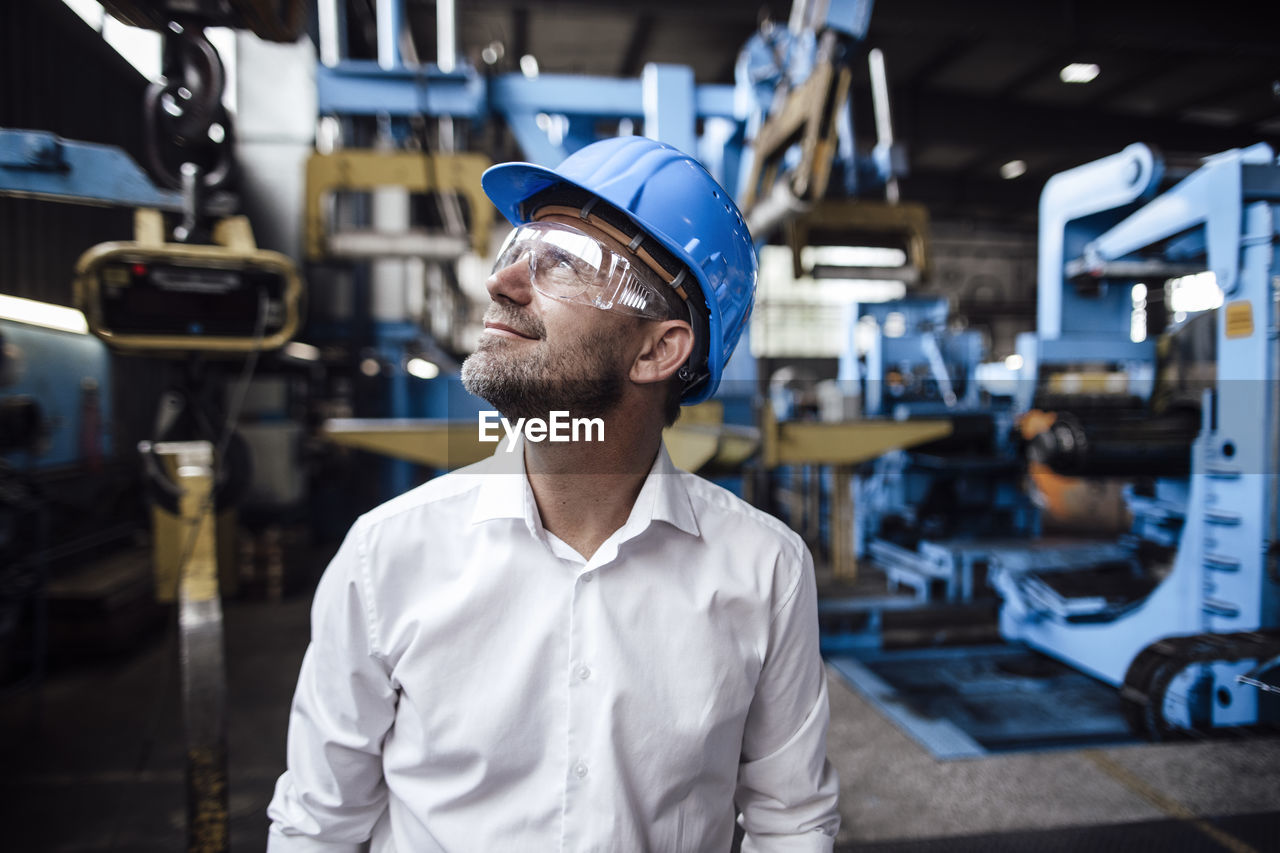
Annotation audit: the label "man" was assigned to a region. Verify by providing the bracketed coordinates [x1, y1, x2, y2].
[267, 137, 839, 852]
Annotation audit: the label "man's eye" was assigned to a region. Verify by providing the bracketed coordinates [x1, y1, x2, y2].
[543, 251, 584, 276]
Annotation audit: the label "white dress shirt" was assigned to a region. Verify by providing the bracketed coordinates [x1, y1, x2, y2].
[267, 440, 839, 852]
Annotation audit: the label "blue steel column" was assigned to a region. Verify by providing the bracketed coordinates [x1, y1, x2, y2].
[642, 64, 696, 157]
[376, 0, 402, 70]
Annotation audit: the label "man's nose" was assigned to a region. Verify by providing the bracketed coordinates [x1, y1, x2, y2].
[486, 259, 534, 304]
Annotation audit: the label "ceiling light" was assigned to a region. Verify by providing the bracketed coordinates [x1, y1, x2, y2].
[1059, 63, 1100, 84]
[1000, 160, 1027, 180]
[1167, 271, 1222, 314]
[1004, 354, 1024, 371]
[283, 341, 321, 361]
[0, 294, 89, 334]
[481, 41, 505, 66]
[801, 245, 906, 268]
[406, 358, 439, 380]
[520, 54, 539, 78]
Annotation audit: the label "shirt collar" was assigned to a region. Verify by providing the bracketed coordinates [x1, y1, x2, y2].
[469, 437, 700, 539]
[645, 442, 700, 538]
[470, 435, 532, 528]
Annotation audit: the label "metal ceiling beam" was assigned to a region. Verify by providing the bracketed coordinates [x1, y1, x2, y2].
[711, 21, 763, 83]
[1084, 55, 1192, 110]
[989, 51, 1074, 100]
[899, 38, 977, 90]
[453, 0, 758, 20]
[1166, 75, 1278, 121]
[866, 0, 1280, 58]
[893, 89, 1279, 159]
[452, 0, 1279, 57]
[618, 14, 656, 78]
[450, 0, 1275, 59]
[512, 7, 529, 64]
[898, 168, 1042, 220]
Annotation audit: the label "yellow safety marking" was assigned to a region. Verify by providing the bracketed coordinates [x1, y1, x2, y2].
[1083, 750, 1259, 853]
[187, 745, 229, 852]
[1225, 301, 1254, 339]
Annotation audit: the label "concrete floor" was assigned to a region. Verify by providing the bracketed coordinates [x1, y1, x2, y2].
[826, 660, 1280, 848]
[0, 597, 309, 852]
[2, 587, 1279, 851]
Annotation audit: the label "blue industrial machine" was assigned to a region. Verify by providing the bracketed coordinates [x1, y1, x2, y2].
[852, 297, 984, 418]
[819, 144, 1278, 747]
[0, 319, 115, 689]
[0, 319, 112, 470]
[839, 297, 1037, 602]
[1013, 143, 1164, 414]
[989, 143, 1280, 736]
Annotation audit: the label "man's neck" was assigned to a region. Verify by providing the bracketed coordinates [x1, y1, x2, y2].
[522, 407, 663, 561]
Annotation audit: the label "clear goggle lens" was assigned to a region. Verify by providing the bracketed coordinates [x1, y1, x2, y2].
[492, 221, 669, 320]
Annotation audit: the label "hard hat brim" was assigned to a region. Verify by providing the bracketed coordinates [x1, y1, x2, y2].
[481, 162, 571, 227]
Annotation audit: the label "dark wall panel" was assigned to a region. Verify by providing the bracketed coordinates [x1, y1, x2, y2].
[2, 0, 151, 306]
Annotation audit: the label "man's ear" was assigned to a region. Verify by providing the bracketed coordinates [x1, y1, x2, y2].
[630, 320, 694, 387]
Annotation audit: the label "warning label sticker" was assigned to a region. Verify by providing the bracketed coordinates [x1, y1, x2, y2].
[1225, 300, 1254, 339]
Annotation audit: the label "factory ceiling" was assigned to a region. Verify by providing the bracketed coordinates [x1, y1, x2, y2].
[386, 0, 1280, 224]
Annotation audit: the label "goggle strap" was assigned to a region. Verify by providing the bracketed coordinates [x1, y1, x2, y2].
[533, 205, 690, 302]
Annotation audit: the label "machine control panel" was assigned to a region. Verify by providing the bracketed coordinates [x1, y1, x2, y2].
[95, 259, 290, 339]
[74, 221, 301, 354]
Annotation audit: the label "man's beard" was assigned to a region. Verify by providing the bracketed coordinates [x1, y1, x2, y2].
[461, 305, 626, 422]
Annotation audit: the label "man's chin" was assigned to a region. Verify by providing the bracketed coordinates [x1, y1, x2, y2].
[461, 336, 625, 421]
[462, 376, 623, 423]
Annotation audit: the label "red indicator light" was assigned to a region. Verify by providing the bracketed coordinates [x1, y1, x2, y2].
[132, 263, 147, 276]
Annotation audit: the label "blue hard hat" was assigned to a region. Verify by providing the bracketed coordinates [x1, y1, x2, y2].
[481, 136, 757, 404]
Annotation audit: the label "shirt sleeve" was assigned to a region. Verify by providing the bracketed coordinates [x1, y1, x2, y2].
[736, 543, 841, 853]
[266, 520, 399, 852]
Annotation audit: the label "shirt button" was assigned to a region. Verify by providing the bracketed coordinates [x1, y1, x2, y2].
[576, 666, 591, 681]
[573, 761, 588, 778]
[581, 572, 594, 583]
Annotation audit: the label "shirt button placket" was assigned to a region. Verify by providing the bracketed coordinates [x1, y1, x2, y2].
[567, 564, 595, 839]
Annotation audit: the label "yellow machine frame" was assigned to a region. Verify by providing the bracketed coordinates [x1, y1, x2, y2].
[304, 149, 494, 261]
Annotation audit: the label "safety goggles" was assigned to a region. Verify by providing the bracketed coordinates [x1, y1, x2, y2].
[492, 221, 674, 320]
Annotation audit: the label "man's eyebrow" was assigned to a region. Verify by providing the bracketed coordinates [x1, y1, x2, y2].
[543, 245, 576, 262]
